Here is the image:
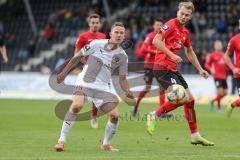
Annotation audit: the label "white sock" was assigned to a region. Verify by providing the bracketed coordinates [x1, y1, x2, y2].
[103, 120, 117, 145]
[151, 111, 157, 119]
[191, 132, 201, 138]
[58, 112, 77, 142]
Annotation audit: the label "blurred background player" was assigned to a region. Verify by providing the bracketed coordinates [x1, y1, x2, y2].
[224, 28, 240, 118]
[147, 1, 214, 146]
[74, 13, 106, 128]
[0, 33, 8, 65]
[131, 18, 165, 117]
[204, 40, 227, 112]
[54, 22, 133, 152]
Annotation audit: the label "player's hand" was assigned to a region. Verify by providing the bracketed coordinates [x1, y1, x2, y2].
[233, 67, 240, 75]
[125, 90, 134, 99]
[199, 69, 209, 79]
[56, 72, 66, 84]
[125, 90, 136, 106]
[3, 56, 8, 64]
[171, 54, 183, 63]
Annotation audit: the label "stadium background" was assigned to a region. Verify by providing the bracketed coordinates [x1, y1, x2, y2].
[0, 0, 239, 102]
[0, 0, 240, 160]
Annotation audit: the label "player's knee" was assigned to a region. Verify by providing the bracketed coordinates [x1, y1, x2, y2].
[70, 107, 80, 113]
[109, 111, 119, 122]
[71, 103, 83, 113]
[110, 115, 118, 124]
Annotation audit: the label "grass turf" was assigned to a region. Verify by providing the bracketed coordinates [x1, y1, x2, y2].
[0, 99, 240, 160]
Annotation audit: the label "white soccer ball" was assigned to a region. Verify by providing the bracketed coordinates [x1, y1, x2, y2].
[167, 84, 186, 104]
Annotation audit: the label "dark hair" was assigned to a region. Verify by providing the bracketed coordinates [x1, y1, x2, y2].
[154, 18, 163, 23]
[111, 22, 125, 30]
[88, 13, 100, 21]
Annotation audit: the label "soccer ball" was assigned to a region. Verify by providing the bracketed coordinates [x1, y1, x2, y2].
[167, 84, 186, 104]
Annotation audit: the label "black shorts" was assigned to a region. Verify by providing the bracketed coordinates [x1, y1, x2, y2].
[144, 68, 154, 85]
[214, 79, 228, 89]
[235, 78, 240, 96]
[153, 70, 188, 90]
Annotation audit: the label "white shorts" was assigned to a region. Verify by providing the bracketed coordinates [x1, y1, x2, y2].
[74, 77, 118, 109]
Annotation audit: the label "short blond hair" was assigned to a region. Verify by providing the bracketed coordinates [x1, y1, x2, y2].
[178, 1, 195, 12]
[111, 22, 125, 31]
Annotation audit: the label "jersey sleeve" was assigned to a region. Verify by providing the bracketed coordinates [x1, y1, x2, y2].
[80, 40, 97, 56]
[119, 54, 128, 75]
[75, 34, 85, 50]
[183, 30, 191, 47]
[102, 34, 107, 39]
[161, 21, 174, 39]
[226, 38, 235, 56]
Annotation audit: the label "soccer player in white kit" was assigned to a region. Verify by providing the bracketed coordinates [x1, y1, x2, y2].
[54, 22, 134, 152]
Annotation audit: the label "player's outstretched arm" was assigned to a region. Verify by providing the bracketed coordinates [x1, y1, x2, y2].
[184, 46, 209, 79]
[56, 51, 83, 83]
[119, 75, 134, 99]
[153, 34, 182, 63]
[224, 51, 240, 75]
[0, 45, 8, 64]
[224, 51, 234, 70]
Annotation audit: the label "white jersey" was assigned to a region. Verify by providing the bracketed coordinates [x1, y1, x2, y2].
[76, 39, 128, 92]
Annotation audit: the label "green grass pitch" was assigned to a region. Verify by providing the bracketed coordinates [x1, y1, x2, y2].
[0, 99, 240, 160]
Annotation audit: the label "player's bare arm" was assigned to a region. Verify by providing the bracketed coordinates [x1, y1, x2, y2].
[224, 51, 240, 75]
[119, 75, 134, 99]
[56, 51, 84, 84]
[184, 46, 209, 79]
[0, 45, 8, 64]
[152, 34, 182, 63]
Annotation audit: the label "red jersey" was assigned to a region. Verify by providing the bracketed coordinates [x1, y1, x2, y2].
[154, 18, 191, 72]
[226, 34, 240, 78]
[204, 52, 227, 80]
[75, 31, 106, 50]
[139, 31, 158, 69]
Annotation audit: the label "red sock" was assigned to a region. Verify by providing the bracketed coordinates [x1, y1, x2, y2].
[184, 100, 198, 134]
[92, 103, 98, 117]
[135, 90, 148, 108]
[231, 99, 240, 107]
[155, 102, 180, 117]
[212, 94, 222, 103]
[217, 95, 225, 109]
[159, 90, 165, 105]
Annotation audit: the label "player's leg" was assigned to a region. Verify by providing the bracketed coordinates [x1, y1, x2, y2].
[100, 104, 119, 151]
[175, 72, 214, 146]
[54, 94, 85, 152]
[185, 89, 214, 146]
[132, 69, 153, 117]
[92, 89, 119, 151]
[91, 102, 98, 129]
[159, 85, 166, 105]
[216, 80, 228, 112]
[226, 78, 240, 118]
[147, 71, 183, 135]
[210, 79, 226, 111]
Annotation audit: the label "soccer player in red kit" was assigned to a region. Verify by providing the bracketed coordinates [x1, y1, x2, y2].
[131, 18, 165, 117]
[146, 1, 214, 146]
[75, 13, 106, 128]
[224, 32, 240, 118]
[204, 40, 228, 112]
